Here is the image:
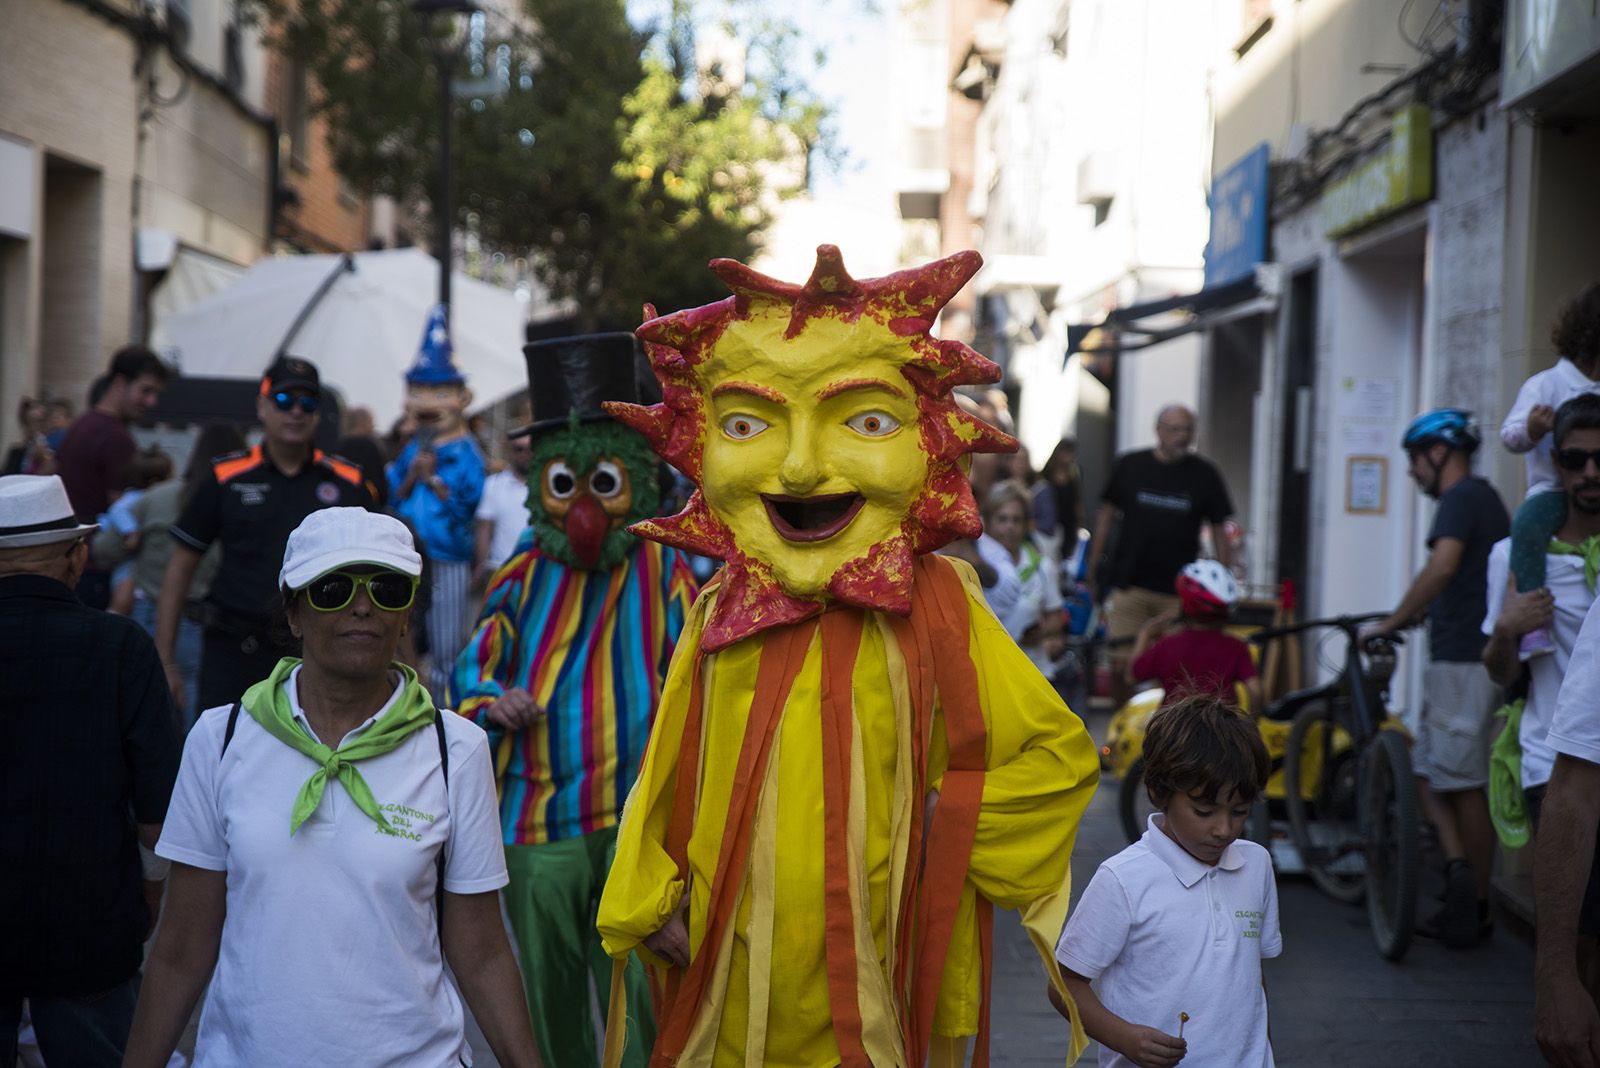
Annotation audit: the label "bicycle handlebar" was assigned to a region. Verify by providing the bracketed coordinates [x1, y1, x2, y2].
[1248, 612, 1405, 646]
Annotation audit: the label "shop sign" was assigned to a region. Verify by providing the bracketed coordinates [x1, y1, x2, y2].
[1205, 142, 1270, 287]
[1320, 105, 1433, 239]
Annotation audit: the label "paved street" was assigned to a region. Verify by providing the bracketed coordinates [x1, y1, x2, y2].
[987, 705, 1540, 1067]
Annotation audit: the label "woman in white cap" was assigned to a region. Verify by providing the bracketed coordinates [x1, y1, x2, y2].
[123, 508, 541, 1066]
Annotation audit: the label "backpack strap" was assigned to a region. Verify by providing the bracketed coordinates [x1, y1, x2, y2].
[434, 707, 449, 937]
[220, 701, 242, 758]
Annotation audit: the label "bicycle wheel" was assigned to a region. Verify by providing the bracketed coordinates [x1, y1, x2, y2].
[1119, 758, 1156, 844]
[1363, 729, 1420, 960]
[1283, 702, 1365, 903]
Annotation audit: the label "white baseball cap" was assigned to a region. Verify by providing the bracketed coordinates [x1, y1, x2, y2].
[279, 507, 422, 590]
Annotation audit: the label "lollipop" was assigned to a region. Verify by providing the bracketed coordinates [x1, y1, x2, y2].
[1179, 1012, 1190, 1038]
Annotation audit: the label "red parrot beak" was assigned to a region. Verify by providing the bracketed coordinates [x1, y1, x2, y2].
[564, 494, 609, 568]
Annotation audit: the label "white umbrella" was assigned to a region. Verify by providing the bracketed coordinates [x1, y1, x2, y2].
[160, 248, 535, 430]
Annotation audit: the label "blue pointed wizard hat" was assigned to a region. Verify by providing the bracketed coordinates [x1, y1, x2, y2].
[405, 305, 466, 385]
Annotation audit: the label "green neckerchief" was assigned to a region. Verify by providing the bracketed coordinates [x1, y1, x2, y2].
[1018, 541, 1042, 584]
[1549, 533, 1600, 592]
[242, 657, 437, 835]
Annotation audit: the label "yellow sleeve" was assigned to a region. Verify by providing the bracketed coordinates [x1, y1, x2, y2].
[596, 585, 715, 963]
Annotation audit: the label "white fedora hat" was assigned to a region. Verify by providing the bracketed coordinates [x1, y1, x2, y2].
[0, 475, 100, 548]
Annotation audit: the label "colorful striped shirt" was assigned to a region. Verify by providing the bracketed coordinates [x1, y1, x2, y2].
[450, 532, 697, 845]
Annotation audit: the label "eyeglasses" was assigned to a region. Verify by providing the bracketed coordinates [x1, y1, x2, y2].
[1556, 447, 1600, 472]
[271, 391, 320, 414]
[304, 570, 418, 612]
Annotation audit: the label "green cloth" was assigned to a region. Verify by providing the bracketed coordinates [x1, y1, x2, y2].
[1549, 533, 1600, 592]
[1018, 541, 1042, 584]
[242, 657, 436, 835]
[1489, 697, 1529, 849]
[503, 830, 655, 1068]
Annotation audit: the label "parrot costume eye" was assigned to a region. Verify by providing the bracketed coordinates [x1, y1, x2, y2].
[590, 461, 625, 498]
[545, 461, 578, 499]
[845, 411, 899, 437]
[722, 414, 768, 440]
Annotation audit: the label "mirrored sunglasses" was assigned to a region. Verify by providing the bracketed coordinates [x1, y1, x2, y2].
[305, 570, 417, 612]
[272, 391, 320, 414]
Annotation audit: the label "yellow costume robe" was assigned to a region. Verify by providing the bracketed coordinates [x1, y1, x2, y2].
[598, 556, 1099, 1066]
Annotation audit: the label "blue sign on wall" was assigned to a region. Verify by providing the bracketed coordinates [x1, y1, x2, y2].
[1204, 142, 1270, 288]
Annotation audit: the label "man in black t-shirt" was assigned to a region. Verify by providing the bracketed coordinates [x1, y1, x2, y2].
[154, 358, 371, 712]
[1375, 408, 1510, 948]
[1088, 404, 1236, 705]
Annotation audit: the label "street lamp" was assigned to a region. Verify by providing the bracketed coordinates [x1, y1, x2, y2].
[412, 0, 477, 325]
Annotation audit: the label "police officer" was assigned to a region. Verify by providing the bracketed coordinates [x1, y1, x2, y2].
[154, 357, 372, 711]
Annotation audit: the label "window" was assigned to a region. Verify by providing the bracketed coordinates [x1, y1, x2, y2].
[282, 60, 311, 172]
[224, 22, 244, 93]
[166, 0, 191, 53]
[1235, 0, 1274, 58]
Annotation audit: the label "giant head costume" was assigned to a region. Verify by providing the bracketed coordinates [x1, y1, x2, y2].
[605, 245, 1016, 650]
[405, 305, 474, 443]
[518, 333, 661, 572]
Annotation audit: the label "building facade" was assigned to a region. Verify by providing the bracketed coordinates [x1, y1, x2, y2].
[1202, 0, 1519, 716]
[0, 0, 276, 424]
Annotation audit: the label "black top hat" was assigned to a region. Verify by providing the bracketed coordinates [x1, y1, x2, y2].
[512, 332, 653, 437]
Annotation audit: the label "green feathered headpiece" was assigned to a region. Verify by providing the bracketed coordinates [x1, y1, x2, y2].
[525, 412, 661, 571]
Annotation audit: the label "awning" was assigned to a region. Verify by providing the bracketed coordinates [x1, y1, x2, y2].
[1067, 264, 1279, 360]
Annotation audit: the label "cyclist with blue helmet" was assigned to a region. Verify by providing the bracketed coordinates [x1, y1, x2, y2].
[1374, 407, 1510, 947]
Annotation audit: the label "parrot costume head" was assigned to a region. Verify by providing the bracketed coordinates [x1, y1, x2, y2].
[605, 245, 1016, 650]
[405, 305, 474, 443]
[516, 332, 661, 571]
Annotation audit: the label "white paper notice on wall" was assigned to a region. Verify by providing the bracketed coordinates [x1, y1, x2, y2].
[1339, 376, 1399, 422]
[1341, 423, 1390, 454]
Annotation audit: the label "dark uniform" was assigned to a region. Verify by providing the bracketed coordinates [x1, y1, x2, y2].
[171, 445, 371, 710]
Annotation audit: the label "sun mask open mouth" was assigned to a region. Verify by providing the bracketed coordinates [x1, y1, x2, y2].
[762, 493, 865, 542]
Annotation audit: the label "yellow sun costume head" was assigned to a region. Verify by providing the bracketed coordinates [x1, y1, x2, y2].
[605, 245, 1015, 651]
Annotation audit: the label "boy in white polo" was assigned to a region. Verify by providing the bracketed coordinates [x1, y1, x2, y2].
[1053, 697, 1280, 1067]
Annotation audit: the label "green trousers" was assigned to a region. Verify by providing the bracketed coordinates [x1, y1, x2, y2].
[503, 828, 655, 1068]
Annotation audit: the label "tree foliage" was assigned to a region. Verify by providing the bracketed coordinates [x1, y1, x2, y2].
[253, 0, 828, 327]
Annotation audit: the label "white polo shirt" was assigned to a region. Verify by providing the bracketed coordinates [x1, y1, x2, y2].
[475, 468, 531, 570]
[1056, 815, 1281, 1068]
[1482, 538, 1595, 789]
[1551, 594, 1600, 768]
[157, 667, 509, 1067]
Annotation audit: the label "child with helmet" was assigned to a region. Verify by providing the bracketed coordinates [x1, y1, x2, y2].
[1126, 559, 1262, 713]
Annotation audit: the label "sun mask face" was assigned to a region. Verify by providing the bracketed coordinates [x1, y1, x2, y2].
[701, 312, 931, 597]
[607, 245, 1016, 651]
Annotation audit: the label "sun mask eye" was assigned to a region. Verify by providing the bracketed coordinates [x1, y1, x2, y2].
[589, 460, 625, 498]
[722, 413, 769, 440]
[544, 461, 578, 499]
[845, 410, 899, 437]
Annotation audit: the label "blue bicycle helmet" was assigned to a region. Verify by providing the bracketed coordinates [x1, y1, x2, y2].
[1401, 407, 1480, 453]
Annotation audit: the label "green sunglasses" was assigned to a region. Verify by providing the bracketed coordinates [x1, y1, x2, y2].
[304, 570, 418, 612]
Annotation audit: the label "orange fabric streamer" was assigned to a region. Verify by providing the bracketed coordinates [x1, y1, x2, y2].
[895, 557, 991, 1065]
[652, 621, 817, 1065]
[820, 610, 870, 1066]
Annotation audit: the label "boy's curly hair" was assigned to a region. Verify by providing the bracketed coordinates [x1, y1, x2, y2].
[1552, 283, 1600, 373]
[1143, 695, 1270, 808]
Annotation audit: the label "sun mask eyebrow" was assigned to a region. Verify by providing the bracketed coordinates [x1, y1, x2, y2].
[712, 381, 788, 404]
[816, 377, 906, 401]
